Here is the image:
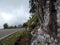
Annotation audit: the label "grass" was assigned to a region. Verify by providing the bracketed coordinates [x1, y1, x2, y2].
[28, 12, 38, 27]
[29, 15, 37, 25]
[0, 29, 29, 45]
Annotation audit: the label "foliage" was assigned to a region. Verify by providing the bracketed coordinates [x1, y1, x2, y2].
[29, 0, 39, 30]
[3, 23, 9, 29]
[28, 14, 37, 26]
[14, 25, 17, 28]
[9, 25, 17, 29]
[23, 23, 28, 28]
[3, 23, 17, 29]
[29, 0, 37, 13]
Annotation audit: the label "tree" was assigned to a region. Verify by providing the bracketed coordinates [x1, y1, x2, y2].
[3, 23, 9, 29]
[14, 25, 17, 28]
[29, 0, 58, 37]
[48, 0, 57, 35]
[23, 23, 27, 28]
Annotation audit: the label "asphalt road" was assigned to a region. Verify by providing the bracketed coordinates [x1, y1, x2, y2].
[0, 28, 24, 40]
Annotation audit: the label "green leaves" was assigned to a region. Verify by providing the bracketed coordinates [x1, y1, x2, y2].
[29, 0, 37, 13]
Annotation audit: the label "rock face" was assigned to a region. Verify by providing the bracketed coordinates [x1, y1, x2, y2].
[31, 27, 60, 45]
[30, 0, 60, 45]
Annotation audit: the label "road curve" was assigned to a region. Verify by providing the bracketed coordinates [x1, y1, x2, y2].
[0, 28, 24, 40]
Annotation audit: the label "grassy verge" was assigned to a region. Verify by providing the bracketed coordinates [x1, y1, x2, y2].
[0, 29, 29, 45]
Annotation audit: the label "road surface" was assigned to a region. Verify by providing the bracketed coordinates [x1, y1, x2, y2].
[0, 28, 24, 40]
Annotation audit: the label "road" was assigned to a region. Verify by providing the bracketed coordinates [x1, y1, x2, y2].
[0, 28, 24, 40]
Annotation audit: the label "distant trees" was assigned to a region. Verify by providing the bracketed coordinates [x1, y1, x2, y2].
[23, 23, 28, 28]
[3, 23, 9, 29]
[14, 25, 17, 28]
[3, 23, 17, 29]
[9, 25, 17, 29]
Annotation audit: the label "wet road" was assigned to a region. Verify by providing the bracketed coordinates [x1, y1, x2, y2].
[0, 28, 24, 40]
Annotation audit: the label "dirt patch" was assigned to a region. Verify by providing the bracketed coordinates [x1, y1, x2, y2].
[14, 31, 32, 45]
[14, 36, 28, 45]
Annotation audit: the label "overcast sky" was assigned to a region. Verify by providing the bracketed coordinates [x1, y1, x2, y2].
[0, 0, 30, 28]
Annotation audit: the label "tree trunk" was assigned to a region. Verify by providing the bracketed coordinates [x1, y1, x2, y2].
[48, 0, 57, 35]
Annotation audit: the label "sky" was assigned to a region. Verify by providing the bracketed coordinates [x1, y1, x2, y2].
[0, 0, 30, 28]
